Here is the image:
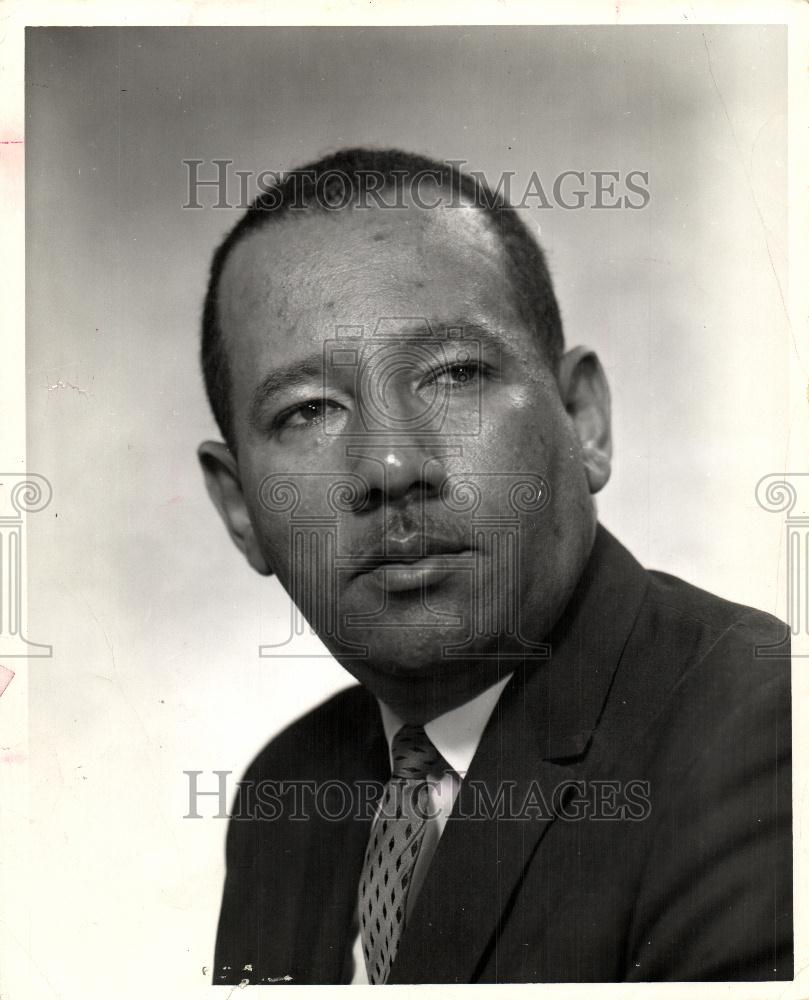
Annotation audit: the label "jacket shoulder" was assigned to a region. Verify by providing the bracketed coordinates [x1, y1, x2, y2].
[639, 567, 789, 690]
[645, 567, 787, 646]
[602, 563, 791, 765]
[240, 683, 381, 783]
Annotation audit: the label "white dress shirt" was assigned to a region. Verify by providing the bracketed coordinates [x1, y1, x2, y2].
[349, 672, 513, 984]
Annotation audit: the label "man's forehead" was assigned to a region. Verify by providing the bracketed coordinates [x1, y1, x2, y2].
[217, 198, 513, 360]
[222, 197, 499, 292]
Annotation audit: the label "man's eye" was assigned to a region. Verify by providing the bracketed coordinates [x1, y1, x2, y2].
[429, 362, 483, 388]
[276, 399, 342, 431]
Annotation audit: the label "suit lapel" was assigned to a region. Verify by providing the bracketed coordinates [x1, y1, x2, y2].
[387, 526, 649, 984]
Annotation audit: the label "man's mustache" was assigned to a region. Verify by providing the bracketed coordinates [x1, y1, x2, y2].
[344, 510, 473, 570]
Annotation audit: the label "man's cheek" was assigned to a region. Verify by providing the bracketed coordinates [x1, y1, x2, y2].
[253, 513, 295, 580]
[475, 403, 558, 471]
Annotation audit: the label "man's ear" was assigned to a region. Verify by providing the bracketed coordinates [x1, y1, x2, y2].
[558, 346, 612, 495]
[197, 441, 273, 576]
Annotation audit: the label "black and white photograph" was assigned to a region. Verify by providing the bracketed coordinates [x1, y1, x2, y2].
[2, 3, 807, 997]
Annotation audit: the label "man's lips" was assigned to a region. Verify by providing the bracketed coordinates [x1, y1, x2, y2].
[364, 553, 474, 593]
[350, 534, 474, 592]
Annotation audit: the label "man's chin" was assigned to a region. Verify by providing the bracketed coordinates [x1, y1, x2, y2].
[324, 624, 517, 699]
[332, 638, 506, 721]
[330, 626, 476, 679]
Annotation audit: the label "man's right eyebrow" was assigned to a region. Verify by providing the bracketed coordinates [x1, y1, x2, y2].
[248, 355, 325, 426]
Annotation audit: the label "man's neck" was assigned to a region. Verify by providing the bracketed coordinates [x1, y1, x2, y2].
[370, 668, 501, 724]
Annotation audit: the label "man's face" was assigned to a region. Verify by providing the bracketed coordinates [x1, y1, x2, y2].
[204, 196, 607, 717]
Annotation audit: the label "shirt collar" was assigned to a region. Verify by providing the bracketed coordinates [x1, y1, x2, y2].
[377, 673, 513, 779]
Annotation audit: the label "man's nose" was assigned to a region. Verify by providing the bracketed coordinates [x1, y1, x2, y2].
[341, 362, 460, 509]
[346, 438, 451, 509]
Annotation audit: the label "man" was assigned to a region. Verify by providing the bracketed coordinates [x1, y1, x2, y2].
[198, 148, 792, 984]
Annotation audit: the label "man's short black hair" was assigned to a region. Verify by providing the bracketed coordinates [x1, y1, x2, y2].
[201, 147, 564, 447]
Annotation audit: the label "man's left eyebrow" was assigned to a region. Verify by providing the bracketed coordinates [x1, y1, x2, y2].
[398, 320, 516, 357]
[248, 354, 324, 427]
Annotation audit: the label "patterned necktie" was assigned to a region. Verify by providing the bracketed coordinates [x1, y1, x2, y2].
[358, 723, 444, 984]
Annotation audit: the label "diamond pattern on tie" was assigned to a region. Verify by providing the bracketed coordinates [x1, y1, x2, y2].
[358, 723, 442, 984]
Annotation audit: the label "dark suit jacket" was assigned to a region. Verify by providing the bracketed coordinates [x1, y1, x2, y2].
[213, 526, 792, 984]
